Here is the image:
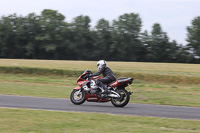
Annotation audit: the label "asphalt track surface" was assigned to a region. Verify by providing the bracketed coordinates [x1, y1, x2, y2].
[0, 94, 200, 120]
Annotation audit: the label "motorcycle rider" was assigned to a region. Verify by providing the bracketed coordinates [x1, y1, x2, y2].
[89, 60, 116, 94]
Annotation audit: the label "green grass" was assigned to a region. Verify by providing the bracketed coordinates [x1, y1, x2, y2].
[1, 73, 200, 107]
[0, 73, 73, 98]
[1, 59, 200, 133]
[1, 59, 200, 84]
[133, 80, 200, 106]
[1, 59, 200, 76]
[0, 108, 200, 133]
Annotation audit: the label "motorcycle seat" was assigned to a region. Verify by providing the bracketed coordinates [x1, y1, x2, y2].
[118, 77, 133, 84]
[107, 80, 117, 86]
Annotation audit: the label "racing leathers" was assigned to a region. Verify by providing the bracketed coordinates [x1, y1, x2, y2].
[90, 66, 116, 93]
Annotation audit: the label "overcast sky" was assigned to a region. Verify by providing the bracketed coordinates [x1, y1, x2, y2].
[0, 0, 200, 45]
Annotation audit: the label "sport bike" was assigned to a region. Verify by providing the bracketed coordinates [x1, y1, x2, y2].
[70, 69, 133, 107]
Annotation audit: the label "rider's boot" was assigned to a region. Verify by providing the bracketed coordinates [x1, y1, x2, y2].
[100, 85, 109, 94]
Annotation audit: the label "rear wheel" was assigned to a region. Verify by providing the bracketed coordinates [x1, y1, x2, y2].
[70, 89, 86, 105]
[111, 89, 130, 107]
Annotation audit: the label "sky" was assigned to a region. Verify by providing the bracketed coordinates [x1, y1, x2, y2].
[0, 0, 200, 45]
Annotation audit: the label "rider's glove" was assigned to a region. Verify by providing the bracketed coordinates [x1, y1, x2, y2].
[85, 74, 92, 79]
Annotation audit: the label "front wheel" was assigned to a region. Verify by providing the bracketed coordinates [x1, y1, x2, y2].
[70, 89, 86, 105]
[111, 89, 130, 107]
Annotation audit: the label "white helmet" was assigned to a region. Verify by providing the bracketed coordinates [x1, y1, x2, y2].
[97, 60, 106, 70]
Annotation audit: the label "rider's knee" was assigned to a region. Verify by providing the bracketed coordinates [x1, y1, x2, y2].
[96, 80, 102, 86]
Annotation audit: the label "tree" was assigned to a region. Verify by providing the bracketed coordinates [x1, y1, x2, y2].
[146, 23, 183, 63]
[110, 13, 142, 61]
[22, 13, 41, 59]
[0, 14, 26, 58]
[69, 15, 93, 60]
[36, 9, 65, 59]
[146, 23, 170, 62]
[0, 10, 196, 63]
[186, 16, 200, 62]
[93, 18, 112, 60]
[139, 30, 151, 61]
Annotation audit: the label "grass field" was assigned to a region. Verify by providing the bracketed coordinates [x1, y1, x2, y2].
[0, 108, 200, 133]
[0, 59, 200, 107]
[1, 59, 200, 84]
[0, 59, 200, 133]
[0, 73, 200, 107]
[1, 59, 200, 76]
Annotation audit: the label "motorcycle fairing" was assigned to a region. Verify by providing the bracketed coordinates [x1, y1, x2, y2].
[85, 93, 108, 102]
[74, 86, 81, 90]
[118, 78, 133, 84]
[78, 80, 87, 86]
[109, 78, 133, 87]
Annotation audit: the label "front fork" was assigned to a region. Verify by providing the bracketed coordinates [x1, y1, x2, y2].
[76, 89, 82, 96]
[73, 87, 82, 96]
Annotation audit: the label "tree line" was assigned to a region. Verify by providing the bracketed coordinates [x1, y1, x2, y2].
[0, 9, 200, 63]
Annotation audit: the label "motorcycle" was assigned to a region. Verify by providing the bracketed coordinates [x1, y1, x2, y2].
[70, 69, 133, 107]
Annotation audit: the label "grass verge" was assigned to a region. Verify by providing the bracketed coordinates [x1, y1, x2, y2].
[0, 59, 200, 84]
[1, 73, 200, 107]
[1, 66, 200, 85]
[0, 108, 200, 133]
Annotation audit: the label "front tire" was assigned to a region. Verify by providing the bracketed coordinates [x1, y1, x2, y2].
[111, 89, 130, 107]
[70, 89, 86, 105]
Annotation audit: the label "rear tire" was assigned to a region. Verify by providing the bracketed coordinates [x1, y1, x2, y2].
[111, 89, 130, 107]
[70, 89, 86, 105]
